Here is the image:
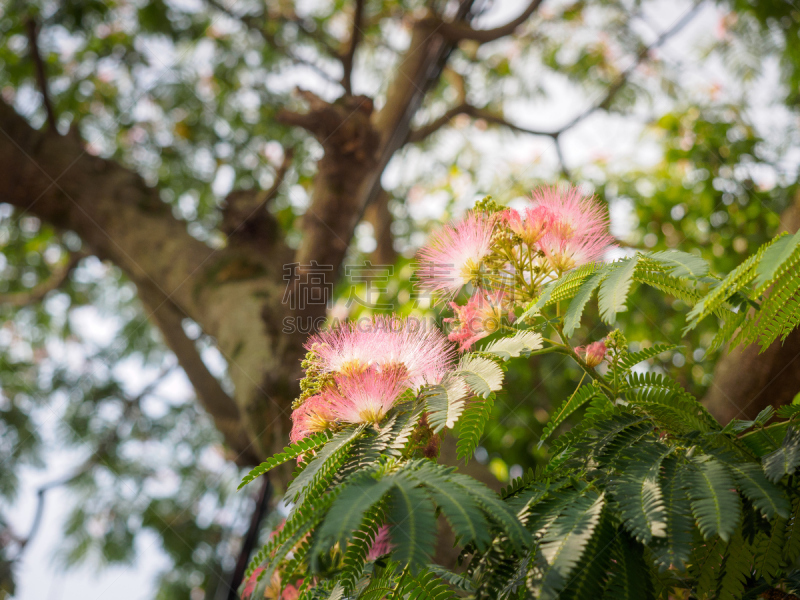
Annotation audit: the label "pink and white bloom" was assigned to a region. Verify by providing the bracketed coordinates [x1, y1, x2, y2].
[367, 525, 395, 561]
[501, 205, 552, 246]
[445, 290, 515, 351]
[415, 212, 496, 298]
[530, 186, 613, 272]
[289, 394, 335, 444]
[328, 366, 407, 424]
[576, 340, 607, 367]
[306, 315, 455, 389]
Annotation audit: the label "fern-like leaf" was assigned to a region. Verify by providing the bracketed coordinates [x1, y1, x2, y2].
[456, 394, 494, 463]
[752, 519, 787, 583]
[717, 530, 753, 600]
[646, 250, 709, 278]
[688, 458, 742, 542]
[238, 432, 331, 489]
[455, 355, 504, 398]
[726, 462, 790, 519]
[285, 425, 365, 505]
[762, 426, 800, 482]
[562, 270, 607, 337]
[598, 257, 640, 324]
[754, 229, 800, 292]
[538, 384, 599, 447]
[479, 330, 543, 360]
[602, 534, 655, 600]
[387, 481, 437, 573]
[615, 343, 679, 374]
[612, 442, 672, 543]
[423, 377, 469, 433]
[537, 491, 605, 600]
[650, 455, 693, 571]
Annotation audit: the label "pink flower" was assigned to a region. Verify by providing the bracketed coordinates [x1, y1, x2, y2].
[415, 212, 496, 298]
[531, 186, 613, 272]
[366, 525, 395, 561]
[242, 567, 265, 599]
[306, 315, 455, 389]
[327, 366, 408, 424]
[576, 341, 607, 367]
[501, 205, 552, 246]
[445, 291, 515, 351]
[290, 394, 335, 444]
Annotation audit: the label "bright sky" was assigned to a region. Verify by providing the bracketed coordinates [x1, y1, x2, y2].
[7, 0, 794, 598]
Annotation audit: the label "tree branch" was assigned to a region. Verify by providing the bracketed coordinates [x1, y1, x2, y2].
[556, 0, 704, 133]
[203, 0, 342, 86]
[137, 283, 260, 465]
[15, 365, 175, 557]
[342, 0, 365, 96]
[430, 0, 544, 44]
[407, 102, 556, 144]
[25, 18, 57, 131]
[0, 250, 86, 307]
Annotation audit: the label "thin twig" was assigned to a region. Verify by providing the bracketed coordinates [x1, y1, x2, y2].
[14, 365, 176, 557]
[0, 251, 86, 307]
[26, 18, 57, 131]
[430, 0, 544, 44]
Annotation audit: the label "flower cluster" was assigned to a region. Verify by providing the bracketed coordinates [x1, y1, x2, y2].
[416, 185, 613, 350]
[290, 316, 454, 442]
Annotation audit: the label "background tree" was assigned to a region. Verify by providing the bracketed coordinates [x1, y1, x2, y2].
[0, 0, 798, 597]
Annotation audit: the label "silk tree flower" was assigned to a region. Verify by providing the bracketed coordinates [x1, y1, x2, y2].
[531, 186, 613, 272]
[501, 204, 552, 246]
[327, 366, 407, 424]
[576, 340, 607, 367]
[445, 291, 515, 351]
[306, 315, 455, 389]
[415, 211, 496, 298]
[289, 394, 335, 444]
[367, 525, 395, 561]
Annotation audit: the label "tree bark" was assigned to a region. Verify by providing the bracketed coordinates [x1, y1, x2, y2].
[703, 194, 800, 424]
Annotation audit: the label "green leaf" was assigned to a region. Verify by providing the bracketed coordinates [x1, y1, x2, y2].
[447, 472, 532, 551]
[562, 270, 606, 337]
[612, 442, 672, 544]
[454, 355, 504, 398]
[537, 491, 605, 600]
[752, 519, 787, 583]
[650, 455, 693, 571]
[393, 568, 456, 600]
[726, 462, 790, 519]
[647, 250, 709, 278]
[479, 330, 543, 360]
[539, 384, 598, 447]
[688, 458, 742, 542]
[284, 425, 365, 505]
[456, 394, 494, 463]
[754, 229, 800, 291]
[602, 534, 655, 600]
[401, 462, 492, 550]
[423, 377, 469, 433]
[238, 431, 330, 489]
[762, 426, 800, 482]
[387, 481, 437, 572]
[314, 475, 393, 551]
[598, 257, 640, 324]
[615, 343, 679, 374]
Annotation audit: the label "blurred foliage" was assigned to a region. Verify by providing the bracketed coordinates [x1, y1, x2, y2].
[0, 0, 799, 597]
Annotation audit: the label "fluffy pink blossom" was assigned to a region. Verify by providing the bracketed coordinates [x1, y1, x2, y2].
[415, 212, 496, 298]
[306, 315, 455, 389]
[289, 394, 335, 444]
[445, 291, 515, 351]
[576, 341, 607, 367]
[367, 525, 395, 561]
[501, 205, 552, 246]
[327, 366, 407, 424]
[531, 186, 613, 272]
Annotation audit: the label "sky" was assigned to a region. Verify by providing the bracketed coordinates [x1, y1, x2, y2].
[6, 0, 795, 598]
